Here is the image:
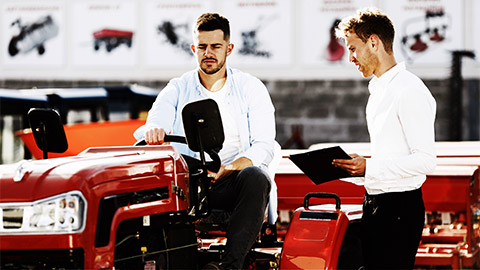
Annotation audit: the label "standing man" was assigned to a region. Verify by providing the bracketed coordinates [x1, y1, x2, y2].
[134, 13, 276, 269]
[333, 8, 437, 269]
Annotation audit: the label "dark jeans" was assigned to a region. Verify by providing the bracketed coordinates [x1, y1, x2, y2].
[208, 166, 271, 269]
[362, 188, 425, 270]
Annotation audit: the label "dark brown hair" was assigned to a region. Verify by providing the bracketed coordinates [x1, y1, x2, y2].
[194, 13, 230, 41]
[336, 7, 395, 54]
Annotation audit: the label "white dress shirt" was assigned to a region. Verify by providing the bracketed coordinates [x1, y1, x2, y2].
[347, 62, 437, 195]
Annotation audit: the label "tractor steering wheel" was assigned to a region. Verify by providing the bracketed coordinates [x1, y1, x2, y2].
[134, 135, 221, 173]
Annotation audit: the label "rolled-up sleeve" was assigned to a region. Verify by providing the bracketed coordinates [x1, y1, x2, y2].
[133, 82, 180, 140]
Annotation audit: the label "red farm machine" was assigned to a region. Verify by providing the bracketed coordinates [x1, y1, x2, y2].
[276, 142, 480, 269]
[1, 99, 480, 269]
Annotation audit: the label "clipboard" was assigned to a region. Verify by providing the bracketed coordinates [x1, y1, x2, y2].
[289, 146, 353, 185]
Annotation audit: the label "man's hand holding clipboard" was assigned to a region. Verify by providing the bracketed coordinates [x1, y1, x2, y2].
[332, 153, 366, 177]
[288, 146, 364, 185]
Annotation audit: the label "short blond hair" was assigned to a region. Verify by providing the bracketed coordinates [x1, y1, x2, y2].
[335, 7, 395, 54]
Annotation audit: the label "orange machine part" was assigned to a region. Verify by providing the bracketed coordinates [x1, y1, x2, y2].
[16, 119, 145, 160]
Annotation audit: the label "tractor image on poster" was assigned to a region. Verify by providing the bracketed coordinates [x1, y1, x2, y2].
[93, 29, 134, 53]
[8, 15, 59, 57]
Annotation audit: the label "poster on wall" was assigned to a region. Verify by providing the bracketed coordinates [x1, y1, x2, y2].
[143, 0, 214, 68]
[300, 0, 375, 67]
[71, 1, 137, 67]
[383, 0, 464, 65]
[1, 1, 65, 68]
[219, 0, 293, 68]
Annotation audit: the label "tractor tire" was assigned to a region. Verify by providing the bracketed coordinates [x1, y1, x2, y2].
[94, 40, 100, 51]
[8, 37, 20, 56]
[37, 44, 45, 55]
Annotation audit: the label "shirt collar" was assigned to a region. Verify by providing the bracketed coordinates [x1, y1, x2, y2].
[368, 62, 405, 94]
[195, 66, 232, 96]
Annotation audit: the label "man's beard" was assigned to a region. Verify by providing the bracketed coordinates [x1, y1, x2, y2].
[200, 54, 226, 75]
[359, 50, 379, 78]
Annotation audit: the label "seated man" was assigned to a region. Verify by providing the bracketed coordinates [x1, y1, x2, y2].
[134, 13, 276, 269]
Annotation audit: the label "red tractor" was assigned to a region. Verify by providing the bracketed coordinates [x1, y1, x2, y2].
[0, 100, 220, 269]
[2, 98, 480, 269]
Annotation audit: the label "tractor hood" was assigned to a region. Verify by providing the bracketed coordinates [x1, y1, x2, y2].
[0, 145, 188, 203]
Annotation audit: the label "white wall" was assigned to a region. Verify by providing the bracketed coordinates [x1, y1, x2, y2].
[0, 0, 478, 81]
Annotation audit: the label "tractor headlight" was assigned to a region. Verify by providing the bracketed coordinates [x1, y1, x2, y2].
[0, 191, 86, 235]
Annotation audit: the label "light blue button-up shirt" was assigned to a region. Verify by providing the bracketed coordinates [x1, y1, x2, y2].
[134, 66, 276, 168]
[134, 66, 278, 223]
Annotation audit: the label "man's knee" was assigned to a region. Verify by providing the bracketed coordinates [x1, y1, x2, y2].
[237, 166, 271, 192]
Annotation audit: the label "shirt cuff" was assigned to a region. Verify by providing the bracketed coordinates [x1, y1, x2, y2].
[340, 177, 365, 186]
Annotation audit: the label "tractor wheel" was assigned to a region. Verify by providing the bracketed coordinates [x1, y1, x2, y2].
[37, 44, 45, 55]
[106, 37, 117, 52]
[94, 40, 100, 51]
[8, 37, 20, 56]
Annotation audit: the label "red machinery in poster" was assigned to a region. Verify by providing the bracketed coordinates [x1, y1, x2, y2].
[93, 29, 133, 52]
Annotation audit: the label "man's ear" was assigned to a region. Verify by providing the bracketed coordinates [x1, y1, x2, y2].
[226, 43, 234, 56]
[191, 44, 196, 54]
[369, 34, 380, 49]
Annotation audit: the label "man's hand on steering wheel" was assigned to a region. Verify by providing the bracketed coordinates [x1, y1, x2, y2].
[144, 127, 168, 145]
